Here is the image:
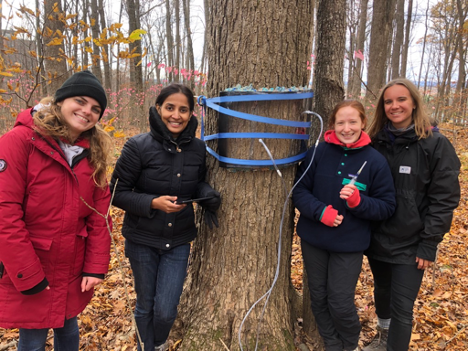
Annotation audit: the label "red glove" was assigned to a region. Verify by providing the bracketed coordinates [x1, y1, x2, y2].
[346, 188, 361, 208]
[320, 205, 338, 227]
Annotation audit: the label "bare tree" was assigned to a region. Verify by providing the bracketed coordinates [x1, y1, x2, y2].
[400, 0, 413, 77]
[390, 0, 405, 79]
[42, 0, 69, 93]
[366, 0, 397, 99]
[350, 0, 369, 98]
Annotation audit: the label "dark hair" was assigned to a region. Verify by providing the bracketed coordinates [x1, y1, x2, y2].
[328, 99, 367, 130]
[155, 83, 195, 112]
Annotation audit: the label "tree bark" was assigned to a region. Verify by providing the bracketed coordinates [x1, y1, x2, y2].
[350, 0, 368, 98]
[98, 0, 112, 90]
[400, 0, 413, 77]
[90, 0, 103, 81]
[165, 0, 174, 82]
[366, 0, 397, 99]
[174, 0, 181, 82]
[312, 0, 346, 126]
[182, 0, 195, 89]
[176, 0, 313, 350]
[390, 0, 404, 79]
[42, 0, 69, 94]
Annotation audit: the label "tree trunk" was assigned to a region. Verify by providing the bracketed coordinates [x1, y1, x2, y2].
[90, 0, 103, 81]
[400, 0, 413, 77]
[417, 0, 430, 89]
[174, 0, 181, 82]
[98, 0, 112, 90]
[42, 0, 69, 94]
[390, 0, 404, 79]
[350, 0, 368, 98]
[366, 0, 397, 99]
[165, 0, 174, 82]
[183, 0, 195, 89]
[312, 0, 346, 126]
[176, 0, 313, 350]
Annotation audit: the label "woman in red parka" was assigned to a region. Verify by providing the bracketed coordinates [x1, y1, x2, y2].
[0, 70, 112, 351]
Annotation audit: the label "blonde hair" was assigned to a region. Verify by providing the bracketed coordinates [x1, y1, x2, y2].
[367, 78, 433, 139]
[33, 97, 113, 188]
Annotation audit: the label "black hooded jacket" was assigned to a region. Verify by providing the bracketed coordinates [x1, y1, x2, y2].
[367, 126, 460, 264]
[110, 107, 213, 249]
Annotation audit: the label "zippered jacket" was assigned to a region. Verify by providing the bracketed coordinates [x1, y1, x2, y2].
[110, 107, 213, 250]
[0, 108, 111, 329]
[293, 131, 396, 252]
[367, 127, 461, 263]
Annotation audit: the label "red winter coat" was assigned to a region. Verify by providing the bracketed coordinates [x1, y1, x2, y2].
[0, 109, 111, 329]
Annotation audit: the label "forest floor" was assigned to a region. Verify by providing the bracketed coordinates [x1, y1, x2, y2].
[1, 124, 467, 351]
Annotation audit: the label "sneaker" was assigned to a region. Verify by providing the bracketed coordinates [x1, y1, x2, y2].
[155, 340, 169, 351]
[363, 326, 388, 350]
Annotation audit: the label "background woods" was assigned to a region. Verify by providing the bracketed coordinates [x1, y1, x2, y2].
[0, 0, 468, 350]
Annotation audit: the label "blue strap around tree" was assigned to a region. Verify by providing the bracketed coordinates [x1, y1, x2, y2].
[198, 92, 314, 167]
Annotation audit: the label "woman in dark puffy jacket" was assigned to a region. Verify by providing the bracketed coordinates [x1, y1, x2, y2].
[364, 78, 461, 351]
[110, 83, 220, 351]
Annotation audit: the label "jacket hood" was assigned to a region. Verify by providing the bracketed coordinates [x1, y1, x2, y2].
[324, 130, 371, 149]
[148, 106, 198, 145]
[14, 108, 35, 129]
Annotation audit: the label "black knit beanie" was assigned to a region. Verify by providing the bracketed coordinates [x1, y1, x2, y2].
[54, 70, 107, 119]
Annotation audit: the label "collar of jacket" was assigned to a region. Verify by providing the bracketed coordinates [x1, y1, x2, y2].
[148, 106, 198, 153]
[324, 130, 371, 149]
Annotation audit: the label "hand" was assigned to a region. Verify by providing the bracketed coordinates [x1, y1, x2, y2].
[339, 184, 356, 200]
[416, 257, 432, 270]
[333, 214, 344, 227]
[320, 205, 343, 227]
[81, 276, 103, 292]
[151, 195, 187, 213]
[199, 190, 221, 211]
[204, 209, 219, 229]
[340, 184, 361, 208]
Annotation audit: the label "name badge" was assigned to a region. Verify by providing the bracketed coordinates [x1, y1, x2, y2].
[399, 166, 411, 174]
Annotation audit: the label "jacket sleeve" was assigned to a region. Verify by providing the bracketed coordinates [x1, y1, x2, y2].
[110, 137, 156, 218]
[83, 184, 112, 275]
[346, 159, 396, 221]
[292, 145, 328, 221]
[417, 135, 461, 261]
[0, 129, 47, 292]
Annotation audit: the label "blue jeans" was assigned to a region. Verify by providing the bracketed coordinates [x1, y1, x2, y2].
[125, 239, 191, 351]
[368, 258, 425, 351]
[18, 317, 79, 351]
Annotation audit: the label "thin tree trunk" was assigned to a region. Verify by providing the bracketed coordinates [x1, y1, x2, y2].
[401, 0, 413, 77]
[98, 0, 111, 90]
[391, 0, 404, 79]
[366, 0, 397, 99]
[418, 0, 430, 89]
[174, 0, 180, 82]
[183, 0, 195, 89]
[42, 0, 69, 94]
[90, 0, 103, 81]
[165, 0, 174, 82]
[350, 0, 368, 98]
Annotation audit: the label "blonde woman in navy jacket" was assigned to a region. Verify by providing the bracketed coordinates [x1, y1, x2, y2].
[293, 100, 396, 351]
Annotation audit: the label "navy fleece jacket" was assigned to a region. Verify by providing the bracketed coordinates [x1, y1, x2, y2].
[293, 131, 396, 252]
